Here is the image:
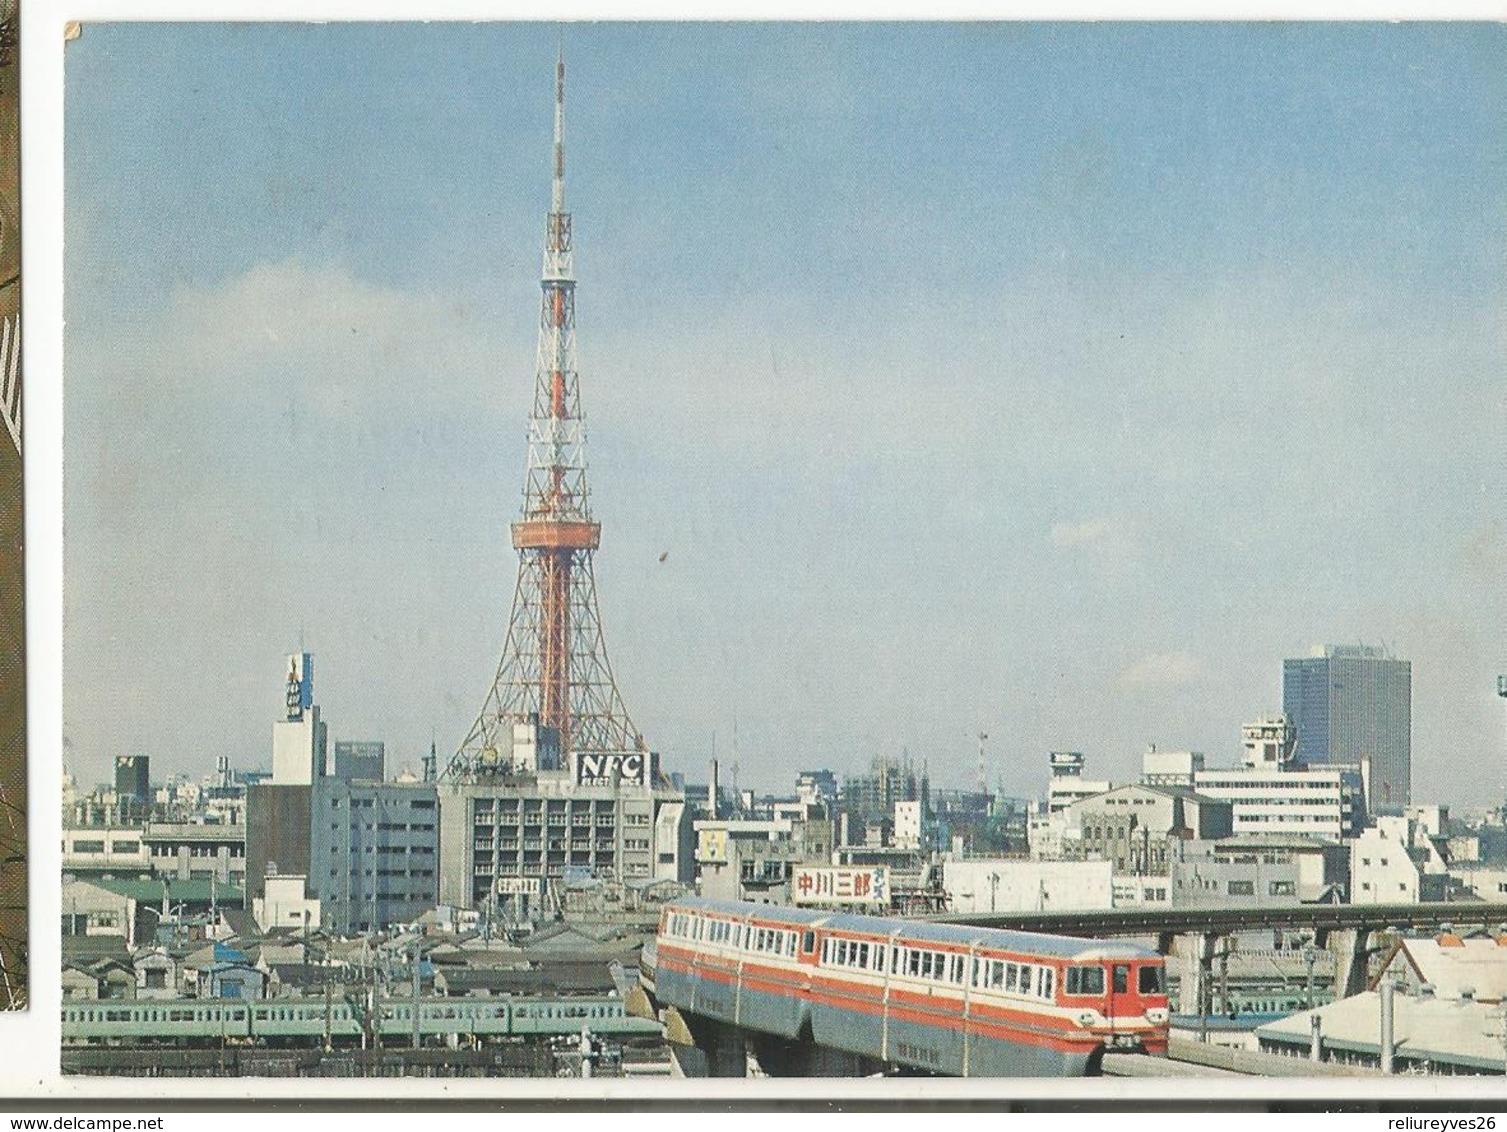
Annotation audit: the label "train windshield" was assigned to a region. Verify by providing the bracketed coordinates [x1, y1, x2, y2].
[1138, 965, 1164, 995]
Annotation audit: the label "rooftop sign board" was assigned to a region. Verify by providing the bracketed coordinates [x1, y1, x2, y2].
[792, 866, 889, 907]
[572, 750, 652, 788]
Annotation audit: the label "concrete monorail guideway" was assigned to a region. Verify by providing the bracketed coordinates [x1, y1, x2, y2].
[932, 902, 1507, 940]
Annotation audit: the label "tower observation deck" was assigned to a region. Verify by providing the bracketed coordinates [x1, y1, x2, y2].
[447, 50, 644, 780]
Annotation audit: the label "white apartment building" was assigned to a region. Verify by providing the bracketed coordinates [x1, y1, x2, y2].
[1193, 763, 1364, 840]
[893, 799, 922, 851]
[1046, 751, 1111, 815]
[1351, 815, 1447, 904]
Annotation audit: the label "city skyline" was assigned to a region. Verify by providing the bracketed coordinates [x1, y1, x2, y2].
[64, 23, 1507, 806]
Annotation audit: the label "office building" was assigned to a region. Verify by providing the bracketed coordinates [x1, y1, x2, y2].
[114, 755, 150, 806]
[246, 653, 324, 910]
[1284, 645, 1411, 809]
[1194, 762, 1366, 841]
[438, 722, 694, 911]
[310, 778, 438, 935]
[331, 740, 384, 783]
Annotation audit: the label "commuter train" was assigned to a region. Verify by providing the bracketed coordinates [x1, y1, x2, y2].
[648, 898, 1169, 1077]
[61, 993, 660, 1047]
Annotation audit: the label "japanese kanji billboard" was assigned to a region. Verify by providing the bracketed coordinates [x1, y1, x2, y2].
[792, 866, 890, 907]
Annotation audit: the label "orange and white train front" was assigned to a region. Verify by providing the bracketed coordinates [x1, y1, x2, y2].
[1056, 950, 1170, 1056]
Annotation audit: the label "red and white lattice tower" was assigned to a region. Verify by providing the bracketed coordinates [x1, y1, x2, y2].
[447, 50, 644, 780]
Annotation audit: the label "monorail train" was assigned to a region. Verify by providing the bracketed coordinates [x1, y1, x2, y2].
[649, 898, 1169, 1077]
[61, 994, 660, 1047]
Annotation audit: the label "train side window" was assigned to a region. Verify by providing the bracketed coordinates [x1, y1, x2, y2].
[857, 942, 869, 968]
[949, 955, 963, 984]
[1043, 969, 1055, 999]
[801, 931, 813, 954]
[1113, 965, 1129, 994]
[1004, 963, 1019, 992]
[873, 945, 885, 973]
[1139, 965, 1164, 994]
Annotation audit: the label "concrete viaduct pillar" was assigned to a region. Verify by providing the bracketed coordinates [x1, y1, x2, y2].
[1321, 927, 1375, 999]
[1171, 932, 1214, 1016]
[665, 1008, 883, 1077]
[663, 1008, 749, 1078]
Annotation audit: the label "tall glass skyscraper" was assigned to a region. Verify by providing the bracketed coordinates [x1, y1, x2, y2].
[1283, 645, 1411, 811]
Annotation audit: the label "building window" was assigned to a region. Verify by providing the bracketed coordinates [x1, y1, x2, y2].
[1227, 880, 1255, 896]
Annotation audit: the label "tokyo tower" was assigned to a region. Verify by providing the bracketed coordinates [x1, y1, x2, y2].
[447, 49, 644, 780]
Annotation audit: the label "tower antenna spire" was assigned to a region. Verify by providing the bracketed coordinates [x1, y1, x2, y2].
[552, 35, 565, 216]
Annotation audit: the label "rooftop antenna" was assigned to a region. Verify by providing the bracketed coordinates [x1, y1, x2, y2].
[977, 731, 989, 795]
[731, 714, 740, 809]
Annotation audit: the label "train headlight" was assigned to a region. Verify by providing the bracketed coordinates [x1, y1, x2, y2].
[1076, 1011, 1097, 1027]
[1144, 1008, 1168, 1025]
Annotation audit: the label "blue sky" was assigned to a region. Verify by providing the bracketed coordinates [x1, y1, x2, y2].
[63, 22, 1507, 805]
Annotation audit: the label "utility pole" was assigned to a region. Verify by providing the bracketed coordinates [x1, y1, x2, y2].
[1497, 676, 1507, 825]
[411, 944, 421, 1051]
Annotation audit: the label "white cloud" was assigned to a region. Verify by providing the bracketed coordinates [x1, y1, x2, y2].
[1050, 517, 1112, 547]
[1120, 650, 1202, 688]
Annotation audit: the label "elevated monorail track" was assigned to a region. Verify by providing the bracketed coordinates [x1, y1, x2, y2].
[933, 902, 1507, 940]
[1100, 1039, 1382, 1078]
